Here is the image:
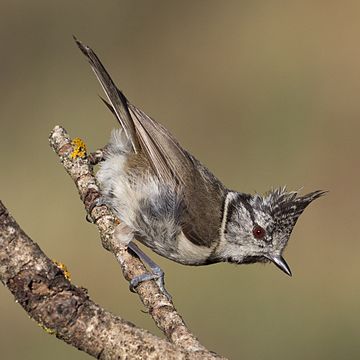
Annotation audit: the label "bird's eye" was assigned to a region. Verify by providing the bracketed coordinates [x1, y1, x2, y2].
[253, 225, 266, 239]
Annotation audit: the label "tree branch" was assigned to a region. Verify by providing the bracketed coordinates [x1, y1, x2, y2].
[0, 201, 192, 359]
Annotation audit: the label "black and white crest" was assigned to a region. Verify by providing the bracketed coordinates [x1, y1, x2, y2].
[251, 187, 326, 247]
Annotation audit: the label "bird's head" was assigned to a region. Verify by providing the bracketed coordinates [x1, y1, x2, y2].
[217, 188, 325, 275]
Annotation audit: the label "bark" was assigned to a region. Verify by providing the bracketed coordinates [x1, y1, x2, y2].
[0, 201, 191, 359]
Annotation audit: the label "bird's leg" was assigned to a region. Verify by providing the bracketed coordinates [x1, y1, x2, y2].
[113, 223, 171, 300]
[127, 242, 172, 301]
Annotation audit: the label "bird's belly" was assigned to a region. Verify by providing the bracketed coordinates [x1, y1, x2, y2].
[137, 231, 213, 266]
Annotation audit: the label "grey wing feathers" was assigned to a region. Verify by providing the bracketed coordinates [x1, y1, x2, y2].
[128, 104, 194, 185]
[74, 37, 192, 185]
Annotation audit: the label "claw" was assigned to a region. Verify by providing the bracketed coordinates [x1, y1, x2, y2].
[129, 273, 158, 293]
[88, 148, 106, 165]
[129, 271, 172, 301]
[86, 196, 107, 223]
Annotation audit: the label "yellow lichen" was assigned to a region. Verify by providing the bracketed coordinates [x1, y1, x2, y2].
[70, 137, 87, 159]
[53, 260, 71, 281]
[38, 323, 56, 335]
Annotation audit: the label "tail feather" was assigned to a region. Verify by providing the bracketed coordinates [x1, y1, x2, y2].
[74, 36, 140, 153]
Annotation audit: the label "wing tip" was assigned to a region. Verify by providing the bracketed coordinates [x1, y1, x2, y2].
[73, 35, 93, 59]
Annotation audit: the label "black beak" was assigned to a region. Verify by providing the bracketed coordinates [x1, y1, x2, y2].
[266, 255, 292, 276]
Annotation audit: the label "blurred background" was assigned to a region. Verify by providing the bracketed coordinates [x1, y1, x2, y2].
[0, 1, 359, 359]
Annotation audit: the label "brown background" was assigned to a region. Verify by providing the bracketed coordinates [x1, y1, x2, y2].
[0, 1, 359, 359]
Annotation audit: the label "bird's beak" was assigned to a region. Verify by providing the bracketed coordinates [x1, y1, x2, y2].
[266, 254, 292, 276]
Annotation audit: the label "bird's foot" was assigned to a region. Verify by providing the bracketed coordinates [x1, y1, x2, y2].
[128, 242, 172, 301]
[86, 196, 107, 223]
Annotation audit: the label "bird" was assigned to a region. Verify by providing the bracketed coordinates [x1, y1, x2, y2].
[74, 37, 325, 297]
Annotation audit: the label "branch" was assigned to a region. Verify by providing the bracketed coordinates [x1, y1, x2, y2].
[0, 201, 192, 359]
[48, 125, 225, 358]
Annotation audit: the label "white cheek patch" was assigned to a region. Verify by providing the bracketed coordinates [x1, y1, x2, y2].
[235, 205, 253, 232]
[217, 192, 254, 258]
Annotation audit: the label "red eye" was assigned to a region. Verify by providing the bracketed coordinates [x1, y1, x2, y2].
[253, 225, 266, 239]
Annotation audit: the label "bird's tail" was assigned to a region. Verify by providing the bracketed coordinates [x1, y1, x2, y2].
[74, 36, 140, 153]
